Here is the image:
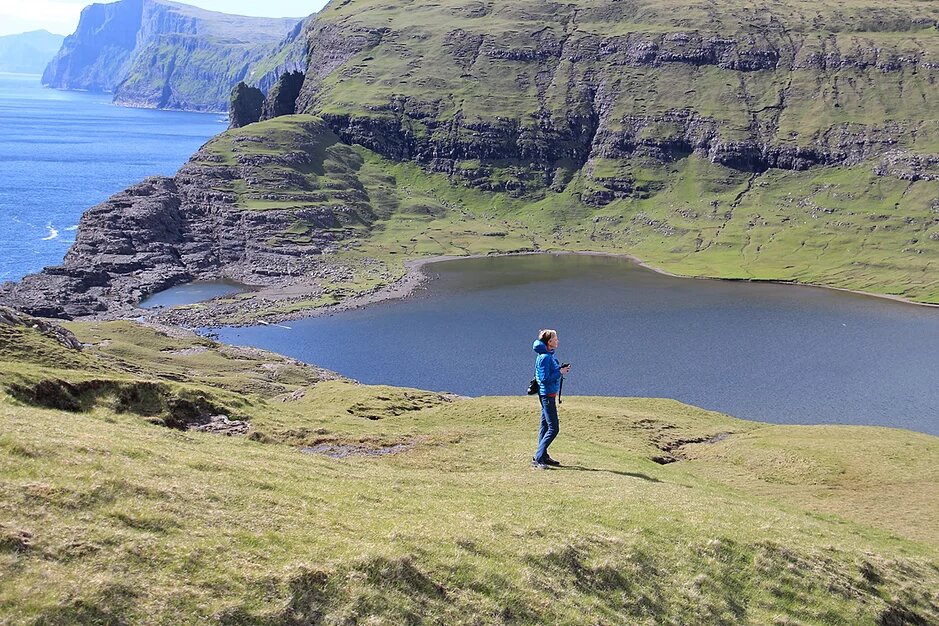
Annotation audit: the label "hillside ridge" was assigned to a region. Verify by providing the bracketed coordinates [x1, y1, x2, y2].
[0, 315, 937, 623]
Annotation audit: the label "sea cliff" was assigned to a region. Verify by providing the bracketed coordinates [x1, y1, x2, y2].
[42, 0, 305, 111]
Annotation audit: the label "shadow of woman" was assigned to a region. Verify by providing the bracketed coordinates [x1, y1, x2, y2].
[556, 465, 662, 482]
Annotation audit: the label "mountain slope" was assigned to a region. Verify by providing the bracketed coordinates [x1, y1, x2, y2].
[4, 0, 938, 320]
[0, 30, 64, 74]
[42, 0, 304, 111]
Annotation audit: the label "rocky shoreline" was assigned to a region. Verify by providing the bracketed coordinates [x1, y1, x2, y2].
[141, 250, 939, 330]
[5, 238, 939, 333]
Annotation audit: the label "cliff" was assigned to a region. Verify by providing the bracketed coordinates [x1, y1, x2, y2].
[0, 30, 64, 74]
[0, 117, 383, 319]
[42, 0, 305, 111]
[41, 0, 141, 92]
[5, 0, 939, 321]
[295, 0, 939, 196]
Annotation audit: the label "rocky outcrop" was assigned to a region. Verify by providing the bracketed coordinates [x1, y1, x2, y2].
[230, 82, 264, 128]
[43, 0, 305, 111]
[261, 71, 305, 121]
[875, 150, 939, 181]
[0, 306, 82, 350]
[0, 120, 366, 319]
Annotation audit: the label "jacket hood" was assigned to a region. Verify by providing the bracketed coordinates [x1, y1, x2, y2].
[533, 339, 552, 354]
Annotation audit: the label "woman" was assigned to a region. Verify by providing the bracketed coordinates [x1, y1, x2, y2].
[532, 329, 570, 469]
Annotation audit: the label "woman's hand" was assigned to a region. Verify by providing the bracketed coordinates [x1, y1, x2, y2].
[560, 365, 571, 375]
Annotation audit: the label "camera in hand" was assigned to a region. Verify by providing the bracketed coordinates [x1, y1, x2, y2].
[561, 363, 571, 368]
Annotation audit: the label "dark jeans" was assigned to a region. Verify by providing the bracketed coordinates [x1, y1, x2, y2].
[535, 395, 559, 462]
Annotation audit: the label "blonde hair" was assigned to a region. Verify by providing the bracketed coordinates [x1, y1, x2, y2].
[538, 329, 557, 343]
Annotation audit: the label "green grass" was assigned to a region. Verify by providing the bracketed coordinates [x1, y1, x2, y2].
[1, 320, 937, 624]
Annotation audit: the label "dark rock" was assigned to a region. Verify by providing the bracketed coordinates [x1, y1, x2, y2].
[261, 71, 306, 121]
[230, 82, 264, 128]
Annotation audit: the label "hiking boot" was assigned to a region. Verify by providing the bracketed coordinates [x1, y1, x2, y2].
[531, 458, 549, 469]
[543, 456, 561, 467]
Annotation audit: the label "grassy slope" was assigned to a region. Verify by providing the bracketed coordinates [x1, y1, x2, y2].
[247, 0, 939, 307]
[311, 0, 939, 142]
[1, 321, 938, 624]
[192, 115, 939, 324]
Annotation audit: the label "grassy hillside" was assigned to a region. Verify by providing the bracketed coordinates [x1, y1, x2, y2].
[251, 0, 939, 308]
[178, 114, 939, 327]
[1, 317, 937, 624]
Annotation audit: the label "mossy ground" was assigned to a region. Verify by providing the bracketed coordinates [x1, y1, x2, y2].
[1, 320, 937, 624]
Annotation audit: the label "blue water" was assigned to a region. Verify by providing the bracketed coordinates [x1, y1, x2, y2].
[139, 281, 246, 309]
[0, 73, 226, 282]
[215, 255, 939, 435]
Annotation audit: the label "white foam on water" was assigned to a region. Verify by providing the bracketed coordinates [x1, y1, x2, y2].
[42, 223, 59, 241]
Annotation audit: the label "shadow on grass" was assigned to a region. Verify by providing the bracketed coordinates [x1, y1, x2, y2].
[556, 465, 662, 482]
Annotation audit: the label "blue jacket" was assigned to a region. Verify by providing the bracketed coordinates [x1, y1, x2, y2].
[533, 339, 562, 396]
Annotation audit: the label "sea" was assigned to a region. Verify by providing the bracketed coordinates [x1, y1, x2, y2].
[0, 72, 226, 282]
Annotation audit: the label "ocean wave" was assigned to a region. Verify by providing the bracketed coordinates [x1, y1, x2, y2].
[65, 225, 79, 231]
[42, 223, 59, 241]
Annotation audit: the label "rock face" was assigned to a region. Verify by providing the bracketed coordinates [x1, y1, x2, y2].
[261, 71, 305, 121]
[295, 0, 939, 199]
[42, 0, 305, 111]
[42, 0, 142, 93]
[230, 82, 264, 128]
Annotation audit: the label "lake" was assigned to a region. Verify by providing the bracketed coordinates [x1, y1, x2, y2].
[0, 72, 226, 282]
[139, 280, 246, 309]
[214, 254, 939, 436]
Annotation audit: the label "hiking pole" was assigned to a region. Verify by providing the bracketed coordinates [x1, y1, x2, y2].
[558, 375, 564, 404]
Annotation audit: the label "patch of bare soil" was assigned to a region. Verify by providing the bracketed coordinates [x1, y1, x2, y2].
[299, 440, 418, 459]
[650, 432, 733, 465]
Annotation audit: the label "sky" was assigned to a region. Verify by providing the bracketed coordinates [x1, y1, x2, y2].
[0, 0, 330, 37]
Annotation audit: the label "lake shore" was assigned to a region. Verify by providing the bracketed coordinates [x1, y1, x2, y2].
[242, 250, 939, 325]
